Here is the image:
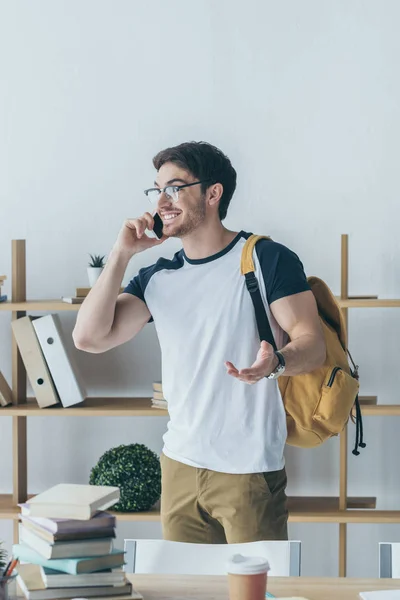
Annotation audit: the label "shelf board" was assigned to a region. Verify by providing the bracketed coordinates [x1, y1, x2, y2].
[2, 298, 400, 312]
[359, 404, 400, 416]
[337, 298, 400, 308]
[0, 300, 81, 311]
[0, 495, 161, 521]
[0, 398, 168, 417]
[359, 396, 377, 405]
[0, 495, 379, 522]
[2, 397, 399, 417]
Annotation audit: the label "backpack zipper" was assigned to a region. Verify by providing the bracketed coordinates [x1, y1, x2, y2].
[327, 366, 341, 387]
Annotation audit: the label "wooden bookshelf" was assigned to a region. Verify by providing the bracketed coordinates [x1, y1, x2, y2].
[2, 236, 400, 577]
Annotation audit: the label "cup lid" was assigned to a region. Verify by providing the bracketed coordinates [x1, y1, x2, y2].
[227, 553, 270, 575]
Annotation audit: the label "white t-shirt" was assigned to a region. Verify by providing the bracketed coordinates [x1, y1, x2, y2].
[124, 231, 310, 474]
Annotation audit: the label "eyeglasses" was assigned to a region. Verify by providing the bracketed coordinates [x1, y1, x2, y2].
[144, 180, 210, 204]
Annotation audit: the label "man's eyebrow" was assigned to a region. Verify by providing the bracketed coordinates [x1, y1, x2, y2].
[154, 178, 189, 187]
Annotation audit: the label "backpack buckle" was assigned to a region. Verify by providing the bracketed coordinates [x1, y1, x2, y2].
[245, 272, 259, 293]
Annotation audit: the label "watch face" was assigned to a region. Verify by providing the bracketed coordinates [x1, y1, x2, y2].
[267, 362, 285, 380]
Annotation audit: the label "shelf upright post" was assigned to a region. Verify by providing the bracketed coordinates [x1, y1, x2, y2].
[339, 234, 349, 576]
[11, 239, 28, 542]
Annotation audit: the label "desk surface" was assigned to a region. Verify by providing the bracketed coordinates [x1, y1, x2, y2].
[127, 574, 400, 600]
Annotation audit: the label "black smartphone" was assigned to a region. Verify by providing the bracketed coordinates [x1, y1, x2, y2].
[153, 212, 164, 239]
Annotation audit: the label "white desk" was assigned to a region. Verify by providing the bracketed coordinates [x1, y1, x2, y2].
[126, 574, 400, 600]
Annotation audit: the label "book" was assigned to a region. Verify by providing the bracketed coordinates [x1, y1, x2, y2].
[61, 297, 84, 304]
[0, 294, 7, 302]
[16, 564, 137, 600]
[24, 484, 120, 520]
[12, 544, 126, 574]
[0, 371, 13, 407]
[152, 381, 163, 393]
[151, 400, 168, 410]
[11, 316, 61, 408]
[40, 566, 127, 588]
[32, 314, 87, 408]
[20, 516, 115, 543]
[19, 525, 114, 560]
[18, 506, 116, 534]
[152, 390, 165, 401]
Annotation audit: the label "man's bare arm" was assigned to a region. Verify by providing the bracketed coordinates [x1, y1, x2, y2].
[73, 213, 166, 353]
[270, 290, 326, 376]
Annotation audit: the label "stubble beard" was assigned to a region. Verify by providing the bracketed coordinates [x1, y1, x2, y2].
[167, 196, 207, 238]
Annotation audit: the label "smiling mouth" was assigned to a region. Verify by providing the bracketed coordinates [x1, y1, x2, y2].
[162, 212, 181, 224]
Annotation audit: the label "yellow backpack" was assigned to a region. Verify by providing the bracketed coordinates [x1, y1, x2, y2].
[241, 234, 365, 454]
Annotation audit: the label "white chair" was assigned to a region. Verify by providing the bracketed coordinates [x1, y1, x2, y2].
[379, 542, 400, 578]
[124, 539, 301, 576]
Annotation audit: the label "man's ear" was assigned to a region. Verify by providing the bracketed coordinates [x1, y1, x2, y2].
[207, 183, 223, 208]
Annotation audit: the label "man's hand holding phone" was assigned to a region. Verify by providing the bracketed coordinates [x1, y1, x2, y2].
[114, 212, 166, 258]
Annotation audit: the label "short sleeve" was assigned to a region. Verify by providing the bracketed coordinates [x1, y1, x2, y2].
[123, 274, 145, 303]
[255, 240, 310, 305]
[123, 265, 154, 322]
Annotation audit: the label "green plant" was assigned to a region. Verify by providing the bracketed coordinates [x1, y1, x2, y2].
[89, 443, 161, 512]
[88, 254, 106, 268]
[0, 540, 7, 572]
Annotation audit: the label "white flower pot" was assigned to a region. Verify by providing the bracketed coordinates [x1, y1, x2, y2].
[87, 267, 103, 287]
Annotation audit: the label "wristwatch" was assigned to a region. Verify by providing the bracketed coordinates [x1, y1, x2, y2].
[267, 351, 286, 380]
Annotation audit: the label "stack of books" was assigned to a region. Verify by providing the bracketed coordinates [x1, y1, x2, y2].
[151, 381, 167, 410]
[0, 274, 7, 302]
[13, 484, 141, 599]
[62, 287, 124, 304]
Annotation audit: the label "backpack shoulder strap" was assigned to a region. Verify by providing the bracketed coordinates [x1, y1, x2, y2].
[240, 234, 276, 350]
[240, 234, 271, 275]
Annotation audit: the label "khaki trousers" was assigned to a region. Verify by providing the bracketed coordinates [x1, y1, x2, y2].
[160, 453, 288, 543]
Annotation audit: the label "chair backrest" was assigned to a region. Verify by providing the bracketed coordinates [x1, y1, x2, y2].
[379, 543, 400, 578]
[124, 539, 301, 577]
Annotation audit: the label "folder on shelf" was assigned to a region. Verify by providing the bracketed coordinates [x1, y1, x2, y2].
[0, 370, 13, 406]
[32, 314, 87, 408]
[11, 316, 60, 408]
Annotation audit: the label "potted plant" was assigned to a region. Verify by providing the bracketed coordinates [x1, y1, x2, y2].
[87, 254, 106, 287]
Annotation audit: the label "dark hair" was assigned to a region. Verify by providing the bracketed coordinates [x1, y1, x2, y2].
[153, 141, 237, 220]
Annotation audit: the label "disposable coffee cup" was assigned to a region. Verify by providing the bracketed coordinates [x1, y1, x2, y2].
[227, 553, 270, 600]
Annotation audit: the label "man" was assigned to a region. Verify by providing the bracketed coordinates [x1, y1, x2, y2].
[73, 141, 326, 543]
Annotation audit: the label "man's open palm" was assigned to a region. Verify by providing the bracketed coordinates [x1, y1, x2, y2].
[225, 340, 278, 384]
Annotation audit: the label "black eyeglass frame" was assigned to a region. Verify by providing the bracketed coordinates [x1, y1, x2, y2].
[144, 179, 211, 200]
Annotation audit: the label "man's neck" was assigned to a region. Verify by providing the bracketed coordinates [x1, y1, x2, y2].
[181, 222, 239, 261]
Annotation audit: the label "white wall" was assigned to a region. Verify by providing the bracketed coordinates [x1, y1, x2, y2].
[1, 0, 399, 577]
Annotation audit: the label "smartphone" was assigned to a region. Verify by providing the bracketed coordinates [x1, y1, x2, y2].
[153, 212, 164, 239]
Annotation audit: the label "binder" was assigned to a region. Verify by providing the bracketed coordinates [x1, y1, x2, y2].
[11, 317, 60, 408]
[0, 370, 13, 406]
[32, 314, 87, 407]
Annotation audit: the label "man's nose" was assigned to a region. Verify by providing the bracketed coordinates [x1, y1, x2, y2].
[157, 191, 173, 212]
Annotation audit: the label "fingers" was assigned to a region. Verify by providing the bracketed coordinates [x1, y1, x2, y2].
[124, 213, 155, 239]
[225, 361, 263, 384]
[225, 361, 239, 376]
